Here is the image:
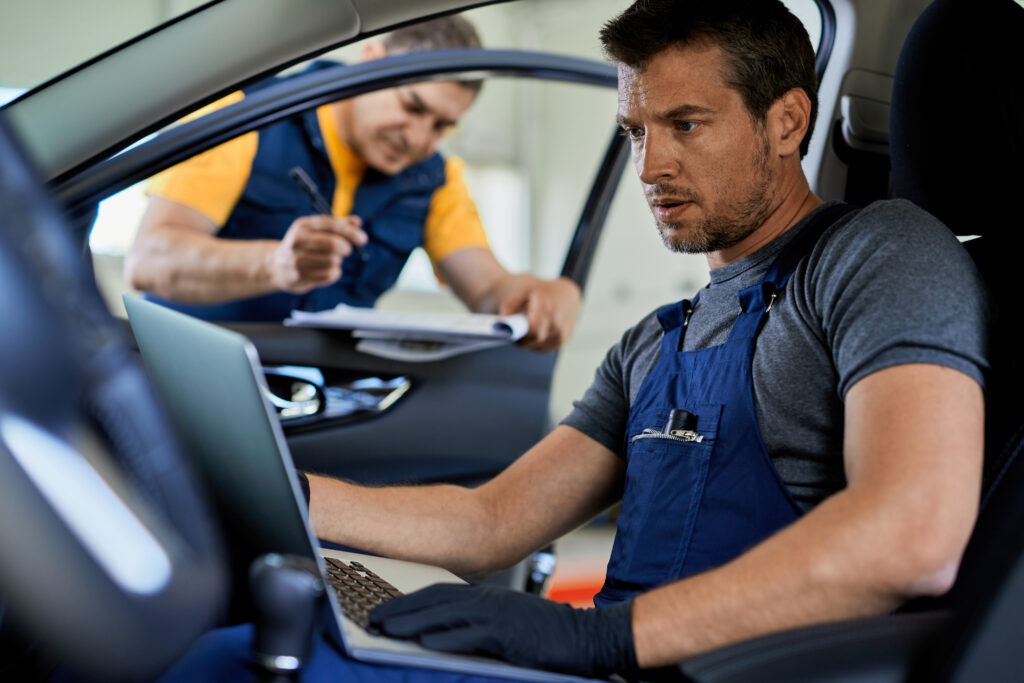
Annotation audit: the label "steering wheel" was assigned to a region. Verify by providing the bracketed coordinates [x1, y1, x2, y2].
[0, 117, 227, 680]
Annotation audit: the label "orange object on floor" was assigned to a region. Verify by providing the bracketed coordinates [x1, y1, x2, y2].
[546, 576, 606, 608]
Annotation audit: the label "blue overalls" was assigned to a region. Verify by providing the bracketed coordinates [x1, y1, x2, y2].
[595, 203, 855, 606]
[149, 60, 446, 322]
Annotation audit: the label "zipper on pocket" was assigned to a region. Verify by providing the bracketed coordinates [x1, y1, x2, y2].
[631, 428, 705, 444]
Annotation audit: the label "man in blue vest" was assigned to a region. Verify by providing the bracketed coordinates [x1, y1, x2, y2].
[159, 0, 988, 680]
[126, 15, 581, 352]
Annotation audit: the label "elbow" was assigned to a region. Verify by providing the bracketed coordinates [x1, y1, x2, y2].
[904, 556, 962, 598]
[889, 518, 975, 601]
[124, 237, 174, 296]
[814, 503, 977, 607]
[123, 249, 157, 294]
[123, 254, 142, 290]
[123, 252, 144, 291]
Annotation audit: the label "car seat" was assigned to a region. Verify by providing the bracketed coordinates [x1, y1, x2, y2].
[675, 0, 1024, 680]
[888, 0, 1024, 677]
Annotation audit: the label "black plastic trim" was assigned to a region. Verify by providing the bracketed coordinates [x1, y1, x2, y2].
[559, 131, 630, 289]
[815, 0, 838, 82]
[677, 612, 948, 683]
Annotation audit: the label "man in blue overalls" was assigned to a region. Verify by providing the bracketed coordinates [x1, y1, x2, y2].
[159, 0, 988, 679]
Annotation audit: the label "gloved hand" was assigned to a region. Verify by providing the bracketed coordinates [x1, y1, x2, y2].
[368, 583, 637, 678]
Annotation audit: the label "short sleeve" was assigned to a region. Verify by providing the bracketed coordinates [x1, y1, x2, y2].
[805, 200, 989, 397]
[421, 157, 490, 264]
[145, 91, 258, 227]
[561, 312, 663, 456]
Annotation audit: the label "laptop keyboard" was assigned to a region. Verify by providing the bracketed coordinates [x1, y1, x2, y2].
[325, 557, 404, 629]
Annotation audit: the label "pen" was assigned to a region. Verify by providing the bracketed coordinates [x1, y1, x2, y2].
[288, 165, 367, 261]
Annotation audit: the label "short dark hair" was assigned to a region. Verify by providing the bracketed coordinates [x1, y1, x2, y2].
[383, 15, 483, 94]
[600, 0, 818, 158]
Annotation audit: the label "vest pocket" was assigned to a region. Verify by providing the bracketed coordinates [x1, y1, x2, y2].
[604, 404, 723, 590]
[367, 213, 424, 256]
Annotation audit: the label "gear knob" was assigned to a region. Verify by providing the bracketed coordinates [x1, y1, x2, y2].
[249, 554, 324, 679]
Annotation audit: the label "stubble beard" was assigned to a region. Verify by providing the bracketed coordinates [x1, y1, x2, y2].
[653, 134, 776, 255]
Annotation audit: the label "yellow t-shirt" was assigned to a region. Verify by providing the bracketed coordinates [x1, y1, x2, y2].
[146, 94, 489, 264]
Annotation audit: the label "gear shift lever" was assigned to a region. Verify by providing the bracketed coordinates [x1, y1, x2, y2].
[249, 554, 324, 682]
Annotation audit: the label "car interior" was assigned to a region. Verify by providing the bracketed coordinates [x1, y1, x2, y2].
[0, 0, 1022, 680]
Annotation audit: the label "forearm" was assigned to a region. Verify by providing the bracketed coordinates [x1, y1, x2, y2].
[126, 226, 278, 303]
[438, 246, 564, 313]
[308, 475, 506, 578]
[309, 426, 623, 578]
[469, 272, 537, 313]
[467, 273, 577, 315]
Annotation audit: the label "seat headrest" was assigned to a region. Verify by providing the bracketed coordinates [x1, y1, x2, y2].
[890, 0, 1024, 237]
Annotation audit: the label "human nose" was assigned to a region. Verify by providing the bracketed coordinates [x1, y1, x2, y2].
[636, 130, 678, 185]
[406, 116, 436, 156]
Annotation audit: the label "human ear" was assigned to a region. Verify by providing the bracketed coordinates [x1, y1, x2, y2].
[358, 40, 388, 63]
[770, 87, 812, 157]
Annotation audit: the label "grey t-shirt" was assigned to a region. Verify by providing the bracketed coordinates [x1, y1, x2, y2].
[562, 199, 989, 511]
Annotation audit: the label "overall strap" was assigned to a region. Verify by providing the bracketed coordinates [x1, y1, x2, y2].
[657, 203, 857, 337]
[730, 202, 858, 343]
[763, 202, 858, 290]
[656, 298, 691, 331]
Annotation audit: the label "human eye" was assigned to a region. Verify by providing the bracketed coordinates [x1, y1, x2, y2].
[398, 91, 426, 115]
[675, 120, 699, 133]
[618, 126, 644, 141]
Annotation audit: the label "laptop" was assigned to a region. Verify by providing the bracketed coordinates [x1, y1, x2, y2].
[123, 295, 597, 682]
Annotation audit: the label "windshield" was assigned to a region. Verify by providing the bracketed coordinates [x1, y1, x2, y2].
[0, 0, 213, 101]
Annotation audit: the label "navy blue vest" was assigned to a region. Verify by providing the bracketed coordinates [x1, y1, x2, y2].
[595, 203, 857, 606]
[152, 61, 447, 322]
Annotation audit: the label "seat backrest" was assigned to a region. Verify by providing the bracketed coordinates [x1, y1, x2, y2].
[891, 0, 1024, 456]
[889, 0, 1024, 679]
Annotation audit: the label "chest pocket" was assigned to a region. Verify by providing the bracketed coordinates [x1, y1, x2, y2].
[606, 403, 724, 589]
[228, 165, 311, 242]
[365, 192, 431, 256]
[244, 168, 306, 212]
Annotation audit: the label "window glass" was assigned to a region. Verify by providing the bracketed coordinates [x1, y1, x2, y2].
[89, 75, 616, 318]
[89, 3, 622, 316]
[783, 0, 823, 51]
[0, 87, 23, 106]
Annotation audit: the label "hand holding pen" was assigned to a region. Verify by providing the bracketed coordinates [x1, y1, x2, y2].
[265, 167, 368, 294]
[289, 166, 369, 262]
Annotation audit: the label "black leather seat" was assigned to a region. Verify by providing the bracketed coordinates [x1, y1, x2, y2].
[677, 0, 1024, 680]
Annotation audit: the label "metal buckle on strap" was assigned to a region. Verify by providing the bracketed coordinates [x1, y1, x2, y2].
[765, 292, 777, 313]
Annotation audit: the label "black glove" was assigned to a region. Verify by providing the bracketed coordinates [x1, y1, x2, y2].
[368, 583, 637, 678]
